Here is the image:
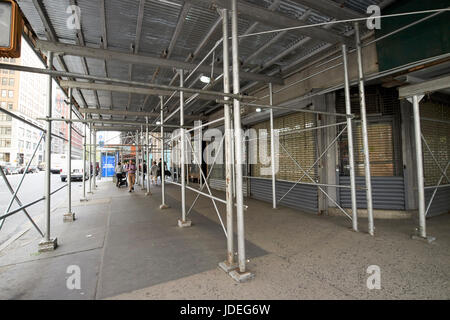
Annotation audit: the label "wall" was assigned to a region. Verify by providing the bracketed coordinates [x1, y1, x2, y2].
[376, 0, 450, 71]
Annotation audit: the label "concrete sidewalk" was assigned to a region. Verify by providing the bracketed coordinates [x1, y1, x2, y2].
[0, 179, 449, 299]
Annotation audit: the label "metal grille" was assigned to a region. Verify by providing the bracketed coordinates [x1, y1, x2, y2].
[250, 111, 317, 182]
[336, 86, 401, 176]
[421, 100, 450, 187]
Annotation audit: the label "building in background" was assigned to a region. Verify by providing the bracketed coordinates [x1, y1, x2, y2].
[0, 38, 47, 166]
[0, 38, 83, 167]
[53, 85, 83, 159]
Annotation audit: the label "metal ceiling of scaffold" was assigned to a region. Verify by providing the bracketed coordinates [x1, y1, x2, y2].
[17, 0, 387, 130]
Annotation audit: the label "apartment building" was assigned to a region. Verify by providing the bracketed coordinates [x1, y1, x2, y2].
[0, 38, 82, 166]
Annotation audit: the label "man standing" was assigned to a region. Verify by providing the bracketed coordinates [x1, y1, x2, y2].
[127, 160, 137, 192]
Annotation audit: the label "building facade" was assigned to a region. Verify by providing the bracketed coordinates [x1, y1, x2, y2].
[0, 38, 83, 166]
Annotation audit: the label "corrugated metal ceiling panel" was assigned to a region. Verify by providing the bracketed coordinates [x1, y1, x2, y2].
[17, 0, 391, 117]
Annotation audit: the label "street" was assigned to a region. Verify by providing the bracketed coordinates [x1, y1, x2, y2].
[0, 171, 85, 247]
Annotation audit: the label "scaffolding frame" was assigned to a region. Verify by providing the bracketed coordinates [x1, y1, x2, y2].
[0, 2, 447, 281]
[399, 74, 450, 241]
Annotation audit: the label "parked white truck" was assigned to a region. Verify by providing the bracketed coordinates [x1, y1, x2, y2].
[60, 160, 90, 182]
[50, 153, 66, 174]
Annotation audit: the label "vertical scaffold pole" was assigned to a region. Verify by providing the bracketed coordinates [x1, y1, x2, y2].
[93, 129, 97, 190]
[355, 23, 374, 235]
[64, 88, 75, 222]
[230, 0, 253, 281]
[88, 122, 93, 194]
[160, 96, 168, 209]
[146, 117, 151, 195]
[81, 113, 87, 201]
[136, 130, 139, 187]
[38, 51, 57, 251]
[342, 44, 358, 232]
[269, 83, 277, 209]
[412, 95, 426, 238]
[140, 126, 145, 189]
[178, 70, 191, 227]
[219, 8, 237, 272]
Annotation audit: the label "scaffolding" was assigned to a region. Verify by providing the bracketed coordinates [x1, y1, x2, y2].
[0, 2, 448, 281]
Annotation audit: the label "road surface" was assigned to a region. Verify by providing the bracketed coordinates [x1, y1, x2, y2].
[0, 171, 87, 247]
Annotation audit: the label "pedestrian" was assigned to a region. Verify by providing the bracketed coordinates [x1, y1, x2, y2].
[151, 161, 158, 185]
[143, 160, 147, 183]
[157, 158, 162, 185]
[115, 161, 123, 187]
[127, 160, 137, 192]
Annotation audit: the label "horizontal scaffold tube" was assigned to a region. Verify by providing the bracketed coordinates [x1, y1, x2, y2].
[0, 63, 258, 102]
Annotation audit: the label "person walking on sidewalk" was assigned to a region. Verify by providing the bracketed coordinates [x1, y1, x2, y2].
[151, 161, 158, 185]
[127, 160, 137, 192]
[115, 161, 124, 187]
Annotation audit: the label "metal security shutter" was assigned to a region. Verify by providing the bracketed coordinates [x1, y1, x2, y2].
[206, 136, 248, 197]
[251, 112, 318, 182]
[336, 85, 405, 210]
[336, 85, 402, 176]
[339, 176, 405, 210]
[250, 111, 318, 213]
[420, 98, 450, 217]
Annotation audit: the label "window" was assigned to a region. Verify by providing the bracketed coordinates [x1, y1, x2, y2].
[9, 70, 14, 75]
[8, 90, 13, 98]
[18, 140, 24, 148]
[0, 114, 11, 121]
[0, 138, 11, 147]
[0, 152, 10, 162]
[7, 103, 12, 110]
[1, 78, 6, 85]
[26, 130, 31, 138]
[2, 70, 8, 74]
[9, 78, 14, 86]
[1, 90, 6, 98]
[26, 141, 31, 150]
[1, 102, 5, 109]
[0, 126, 12, 135]
[19, 127, 24, 137]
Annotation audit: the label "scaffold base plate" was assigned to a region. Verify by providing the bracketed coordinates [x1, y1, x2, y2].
[178, 219, 192, 228]
[38, 238, 58, 252]
[411, 234, 436, 244]
[63, 212, 76, 222]
[229, 270, 254, 283]
[218, 261, 238, 273]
